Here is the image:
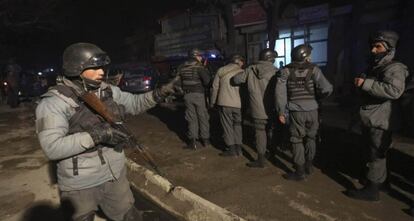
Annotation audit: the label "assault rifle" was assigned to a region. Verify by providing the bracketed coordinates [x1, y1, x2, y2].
[80, 92, 162, 175]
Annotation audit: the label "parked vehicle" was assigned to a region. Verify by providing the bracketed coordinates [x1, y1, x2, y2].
[109, 63, 159, 94]
[19, 68, 57, 101]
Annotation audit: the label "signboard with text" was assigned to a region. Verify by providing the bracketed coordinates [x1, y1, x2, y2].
[233, 0, 267, 27]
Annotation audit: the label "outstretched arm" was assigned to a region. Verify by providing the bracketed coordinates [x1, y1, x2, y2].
[111, 85, 157, 115]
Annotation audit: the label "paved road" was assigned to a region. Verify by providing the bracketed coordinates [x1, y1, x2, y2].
[0, 103, 177, 221]
[125, 101, 414, 221]
[1, 101, 413, 221]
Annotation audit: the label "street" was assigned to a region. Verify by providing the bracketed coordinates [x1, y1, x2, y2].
[0, 100, 413, 221]
[0, 102, 176, 221]
[126, 101, 414, 221]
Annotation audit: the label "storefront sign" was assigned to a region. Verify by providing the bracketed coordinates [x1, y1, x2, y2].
[233, 0, 267, 27]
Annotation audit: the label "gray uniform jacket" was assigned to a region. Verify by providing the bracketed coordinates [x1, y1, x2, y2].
[359, 52, 409, 131]
[210, 63, 243, 108]
[233, 61, 278, 119]
[276, 63, 332, 115]
[35, 81, 157, 191]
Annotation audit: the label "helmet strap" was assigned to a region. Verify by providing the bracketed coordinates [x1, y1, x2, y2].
[80, 75, 101, 91]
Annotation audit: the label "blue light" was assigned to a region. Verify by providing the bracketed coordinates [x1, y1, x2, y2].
[210, 54, 217, 58]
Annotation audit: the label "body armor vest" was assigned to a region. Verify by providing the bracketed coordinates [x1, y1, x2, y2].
[50, 83, 125, 175]
[286, 63, 316, 102]
[179, 61, 204, 93]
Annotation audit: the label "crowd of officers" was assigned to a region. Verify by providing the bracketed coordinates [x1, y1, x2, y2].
[176, 45, 333, 179]
[175, 29, 411, 210]
[34, 29, 411, 221]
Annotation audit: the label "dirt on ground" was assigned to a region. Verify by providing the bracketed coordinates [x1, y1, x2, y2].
[1, 100, 414, 221]
[0, 103, 62, 221]
[125, 101, 414, 221]
[0, 103, 176, 221]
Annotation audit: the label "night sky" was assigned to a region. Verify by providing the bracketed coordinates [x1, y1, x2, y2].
[1, 0, 193, 69]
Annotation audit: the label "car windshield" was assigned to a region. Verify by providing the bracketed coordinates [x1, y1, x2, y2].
[109, 63, 155, 78]
[123, 68, 154, 78]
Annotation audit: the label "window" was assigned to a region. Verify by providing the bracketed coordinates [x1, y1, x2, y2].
[274, 23, 328, 67]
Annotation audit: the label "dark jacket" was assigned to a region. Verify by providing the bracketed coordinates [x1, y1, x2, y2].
[233, 61, 278, 119]
[177, 59, 211, 94]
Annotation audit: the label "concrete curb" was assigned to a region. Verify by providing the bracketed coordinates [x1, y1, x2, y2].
[126, 159, 246, 221]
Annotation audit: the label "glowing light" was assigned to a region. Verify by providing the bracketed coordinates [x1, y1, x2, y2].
[3, 82, 7, 86]
[210, 54, 217, 58]
[38, 72, 43, 76]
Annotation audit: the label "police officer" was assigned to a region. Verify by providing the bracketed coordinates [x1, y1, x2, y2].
[232, 48, 278, 168]
[276, 44, 332, 181]
[35, 42, 175, 221]
[346, 30, 408, 201]
[177, 48, 211, 149]
[4, 58, 22, 108]
[210, 54, 245, 157]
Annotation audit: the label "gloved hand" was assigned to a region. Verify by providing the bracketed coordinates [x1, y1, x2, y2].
[86, 122, 129, 146]
[106, 102, 126, 122]
[153, 76, 180, 102]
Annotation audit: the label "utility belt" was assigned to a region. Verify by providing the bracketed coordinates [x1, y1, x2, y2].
[183, 89, 204, 94]
[361, 95, 388, 106]
[182, 85, 204, 94]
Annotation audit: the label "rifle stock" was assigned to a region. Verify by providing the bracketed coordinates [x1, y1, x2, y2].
[80, 92, 162, 175]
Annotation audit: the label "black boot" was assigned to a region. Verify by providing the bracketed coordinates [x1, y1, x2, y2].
[409, 205, 414, 217]
[236, 144, 243, 156]
[246, 154, 265, 168]
[220, 145, 238, 157]
[346, 181, 380, 201]
[184, 139, 197, 150]
[305, 160, 313, 175]
[74, 212, 95, 221]
[123, 207, 143, 221]
[201, 139, 212, 148]
[283, 164, 305, 181]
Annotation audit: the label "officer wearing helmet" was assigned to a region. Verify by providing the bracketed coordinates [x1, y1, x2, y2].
[232, 48, 278, 168]
[35, 42, 176, 221]
[346, 30, 409, 201]
[276, 44, 332, 181]
[176, 47, 211, 149]
[210, 54, 245, 157]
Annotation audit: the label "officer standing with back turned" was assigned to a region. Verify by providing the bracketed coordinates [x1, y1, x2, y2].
[35, 42, 176, 221]
[276, 44, 332, 181]
[232, 48, 278, 168]
[176, 48, 212, 150]
[210, 54, 245, 157]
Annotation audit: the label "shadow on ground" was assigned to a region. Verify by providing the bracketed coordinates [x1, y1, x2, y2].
[147, 102, 414, 212]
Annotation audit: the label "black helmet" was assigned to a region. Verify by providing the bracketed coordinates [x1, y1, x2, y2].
[230, 54, 245, 64]
[259, 48, 278, 62]
[62, 42, 111, 77]
[188, 48, 204, 59]
[370, 30, 399, 49]
[291, 44, 312, 62]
